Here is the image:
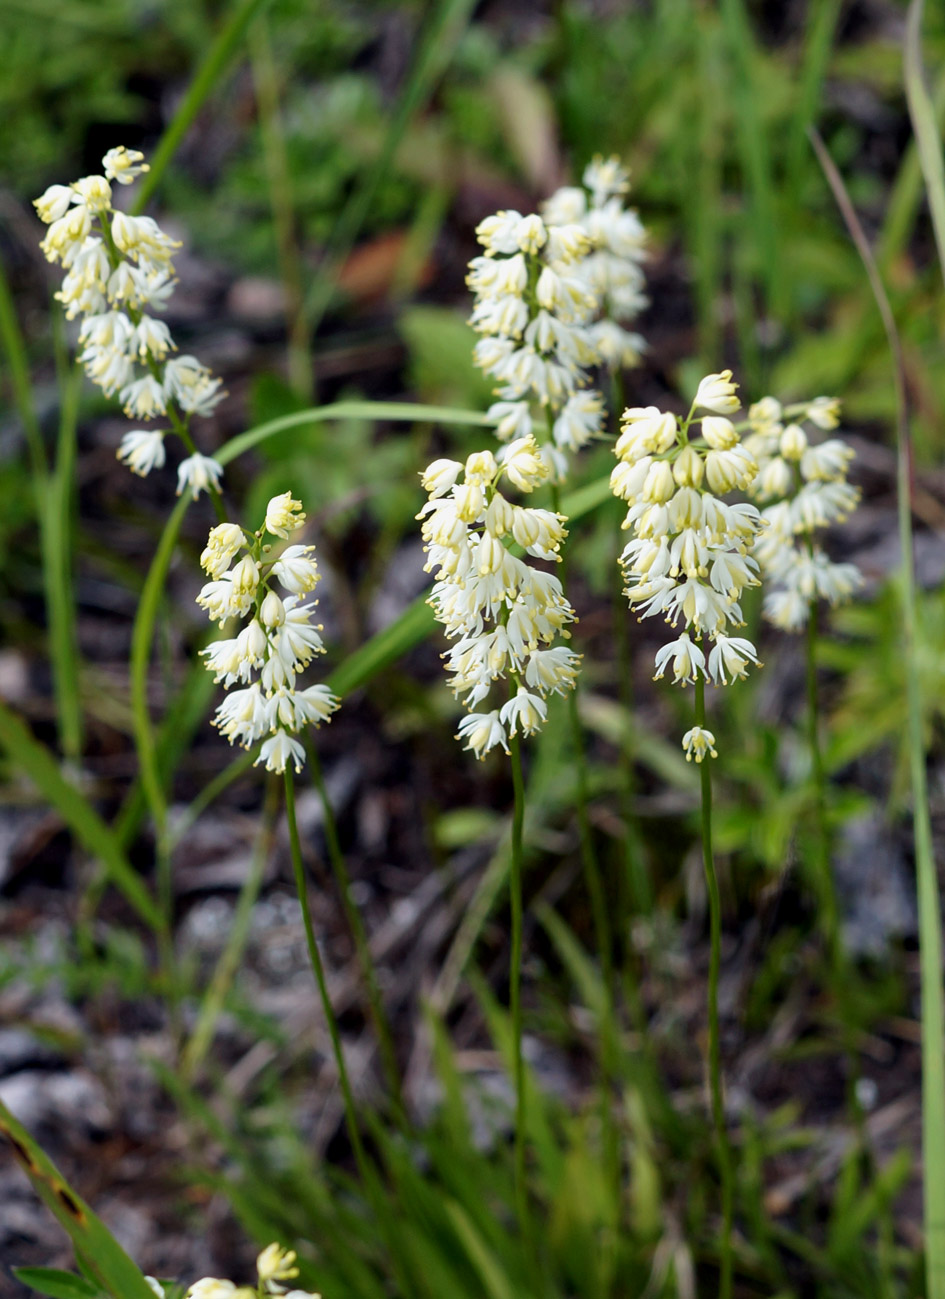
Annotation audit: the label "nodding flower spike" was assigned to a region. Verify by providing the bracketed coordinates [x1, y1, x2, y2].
[196, 497, 340, 774]
[35, 147, 225, 494]
[420, 441, 580, 759]
[612, 373, 766, 760]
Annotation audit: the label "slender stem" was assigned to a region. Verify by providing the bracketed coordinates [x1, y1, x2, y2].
[283, 769, 373, 1188]
[508, 731, 533, 1265]
[308, 744, 406, 1122]
[810, 125, 945, 1297]
[549, 480, 613, 980]
[695, 672, 734, 1299]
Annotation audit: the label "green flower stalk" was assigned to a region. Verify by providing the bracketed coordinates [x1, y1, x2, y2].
[611, 370, 765, 1298]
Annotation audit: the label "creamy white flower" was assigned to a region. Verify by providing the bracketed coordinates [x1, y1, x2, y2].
[117, 429, 166, 477]
[256, 1244, 299, 1285]
[102, 146, 150, 184]
[806, 396, 841, 429]
[456, 710, 509, 759]
[265, 491, 306, 539]
[121, 374, 167, 421]
[653, 632, 706, 686]
[34, 184, 75, 224]
[707, 634, 760, 685]
[256, 728, 306, 774]
[695, 370, 740, 415]
[260, 589, 286, 628]
[200, 522, 246, 578]
[176, 452, 223, 499]
[499, 687, 548, 736]
[71, 174, 112, 212]
[271, 545, 320, 595]
[682, 726, 718, 763]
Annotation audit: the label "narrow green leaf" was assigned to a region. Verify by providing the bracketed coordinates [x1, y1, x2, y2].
[328, 598, 434, 698]
[443, 1203, 517, 1299]
[216, 401, 493, 467]
[132, 0, 274, 212]
[12, 1267, 102, 1299]
[905, 0, 945, 289]
[810, 125, 945, 1299]
[0, 701, 159, 929]
[0, 1103, 155, 1299]
[0, 256, 47, 481]
[45, 331, 83, 760]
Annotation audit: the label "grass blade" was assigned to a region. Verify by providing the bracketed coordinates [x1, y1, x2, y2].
[0, 700, 160, 928]
[809, 125, 945, 1299]
[0, 256, 47, 480]
[0, 1102, 155, 1299]
[216, 400, 493, 467]
[132, 0, 274, 212]
[905, 0, 945, 286]
[46, 324, 83, 759]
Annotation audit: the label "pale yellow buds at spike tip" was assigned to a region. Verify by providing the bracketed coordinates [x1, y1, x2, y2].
[421, 458, 463, 498]
[682, 726, 718, 763]
[72, 174, 112, 212]
[200, 522, 245, 578]
[265, 491, 306, 539]
[256, 1243, 300, 1285]
[465, 449, 498, 483]
[779, 423, 808, 461]
[806, 396, 841, 429]
[749, 396, 782, 429]
[700, 416, 738, 451]
[695, 370, 740, 415]
[673, 445, 704, 488]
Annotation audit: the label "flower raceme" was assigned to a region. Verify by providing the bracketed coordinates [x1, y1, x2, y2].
[34, 147, 224, 496]
[196, 493, 340, 774]
[744, 395, 863, 631]
[419, 436, 581, 759]
[468, 207, 607, 481]
[611, 372, 764, 760]
[542, 154, 648, 372]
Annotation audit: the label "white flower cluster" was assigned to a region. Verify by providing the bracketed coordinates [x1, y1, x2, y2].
[542, 154, 648, 370]
[468, 208, 605, 481]
[185, 1242, 320, 1299]
[745, 396, 863, 631]
[418, 436, 581, 759]
[611, 372, 764, 762]
[197, 493, 340, 774]
[34, 146, 225, 499]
